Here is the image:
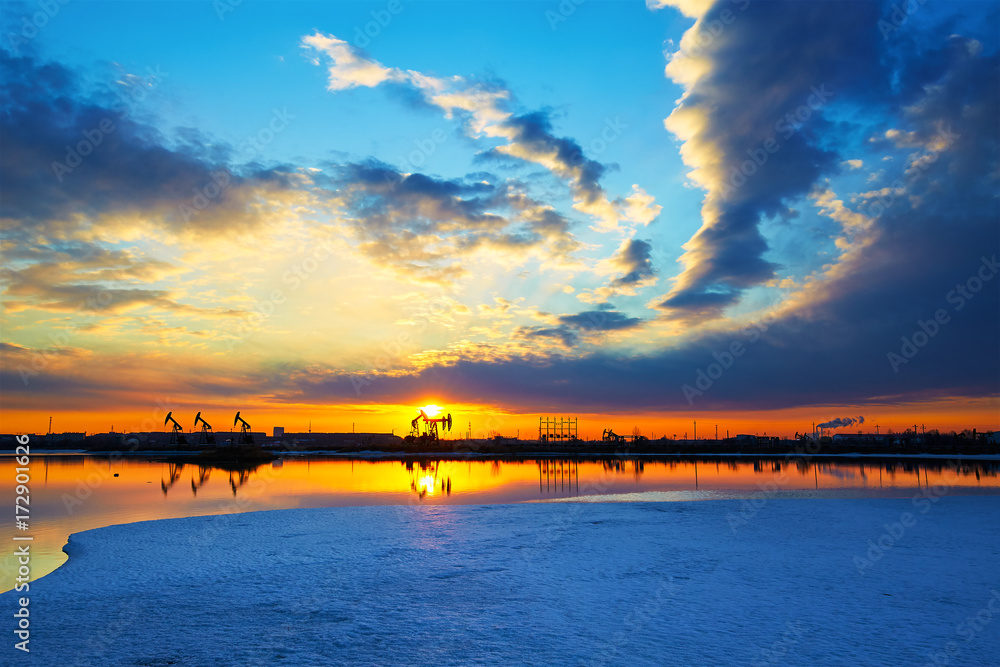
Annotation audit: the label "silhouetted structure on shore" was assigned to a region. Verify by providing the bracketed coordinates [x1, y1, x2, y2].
[2, 426, 997, 457]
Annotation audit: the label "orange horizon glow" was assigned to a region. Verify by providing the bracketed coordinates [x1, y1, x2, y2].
[1, 395, 997, 441]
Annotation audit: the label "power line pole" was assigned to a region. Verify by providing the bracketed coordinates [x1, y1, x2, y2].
[693, 420, 697, 441]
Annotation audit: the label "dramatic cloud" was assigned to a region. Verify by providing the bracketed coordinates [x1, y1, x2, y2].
[328, 161, 579, 284]
[654, 0, 889, 320]
[2, 263, 241, 317]
[608, 239, 657, 291]
[513, 325, 580, 349]
[0, 50, 302, 242]
[558, 309, 643, 332]
[301, 32, 654, 231]
[270, 18, 1000, 414]
[0, 50, 318, 325]
[578, 238, 658, 304]
[512, 307, 644, 351]
[1, 3, 996, 428]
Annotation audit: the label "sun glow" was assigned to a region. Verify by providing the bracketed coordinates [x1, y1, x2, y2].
[417, 474, 436, 495]
[420, 404, 443, 418]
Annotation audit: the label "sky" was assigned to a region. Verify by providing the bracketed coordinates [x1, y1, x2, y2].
[0, 0, 997, 438]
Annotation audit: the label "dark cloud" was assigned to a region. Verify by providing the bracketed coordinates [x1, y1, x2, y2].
[0, 50, 295, 239]
[512, 308, 644, 350]
[513, 326, 579, 349]
[658, 0, 891, 319]
[609, 239, 656, 289]
[0, 241, 242, 316]
[266, 275, 997, 412]
[335, 161, 503, 232]
[302, 33, 626, 227]
[557, 309, 643, 332]
[2, 274, 241, 316]
[329, 161, 579, 284]
[488, 110, 607, 206]
[268, 26, 1000, 414]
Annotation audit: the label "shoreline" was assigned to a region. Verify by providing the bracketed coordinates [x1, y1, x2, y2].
[4, 448, 1000, 462]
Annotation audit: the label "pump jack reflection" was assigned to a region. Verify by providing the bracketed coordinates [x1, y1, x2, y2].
[160, 461, 264, 497]
[405, 460, 452, 500]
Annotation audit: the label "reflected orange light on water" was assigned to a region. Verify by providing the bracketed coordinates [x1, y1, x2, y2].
[1, 455, 997, 592]
[418, 475, 435, 495]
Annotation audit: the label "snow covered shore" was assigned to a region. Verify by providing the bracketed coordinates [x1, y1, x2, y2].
[6, 497, 999, 666]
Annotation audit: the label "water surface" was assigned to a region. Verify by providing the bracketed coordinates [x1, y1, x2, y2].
[2, 454, 997, 591]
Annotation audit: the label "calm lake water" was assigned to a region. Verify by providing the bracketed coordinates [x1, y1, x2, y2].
[3, 454, 999, 592]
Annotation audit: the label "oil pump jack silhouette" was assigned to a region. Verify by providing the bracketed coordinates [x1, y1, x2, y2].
[234, 411, 254, 445]
[194, 412, 215, 445]
[408, 409, 452, 442]
[164, 411, 187, 446]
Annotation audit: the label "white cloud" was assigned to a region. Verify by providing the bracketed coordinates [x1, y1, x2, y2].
[300, 32, 403, 91]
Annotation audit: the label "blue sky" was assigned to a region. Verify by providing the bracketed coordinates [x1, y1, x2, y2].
[28, 0, 697, 281]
